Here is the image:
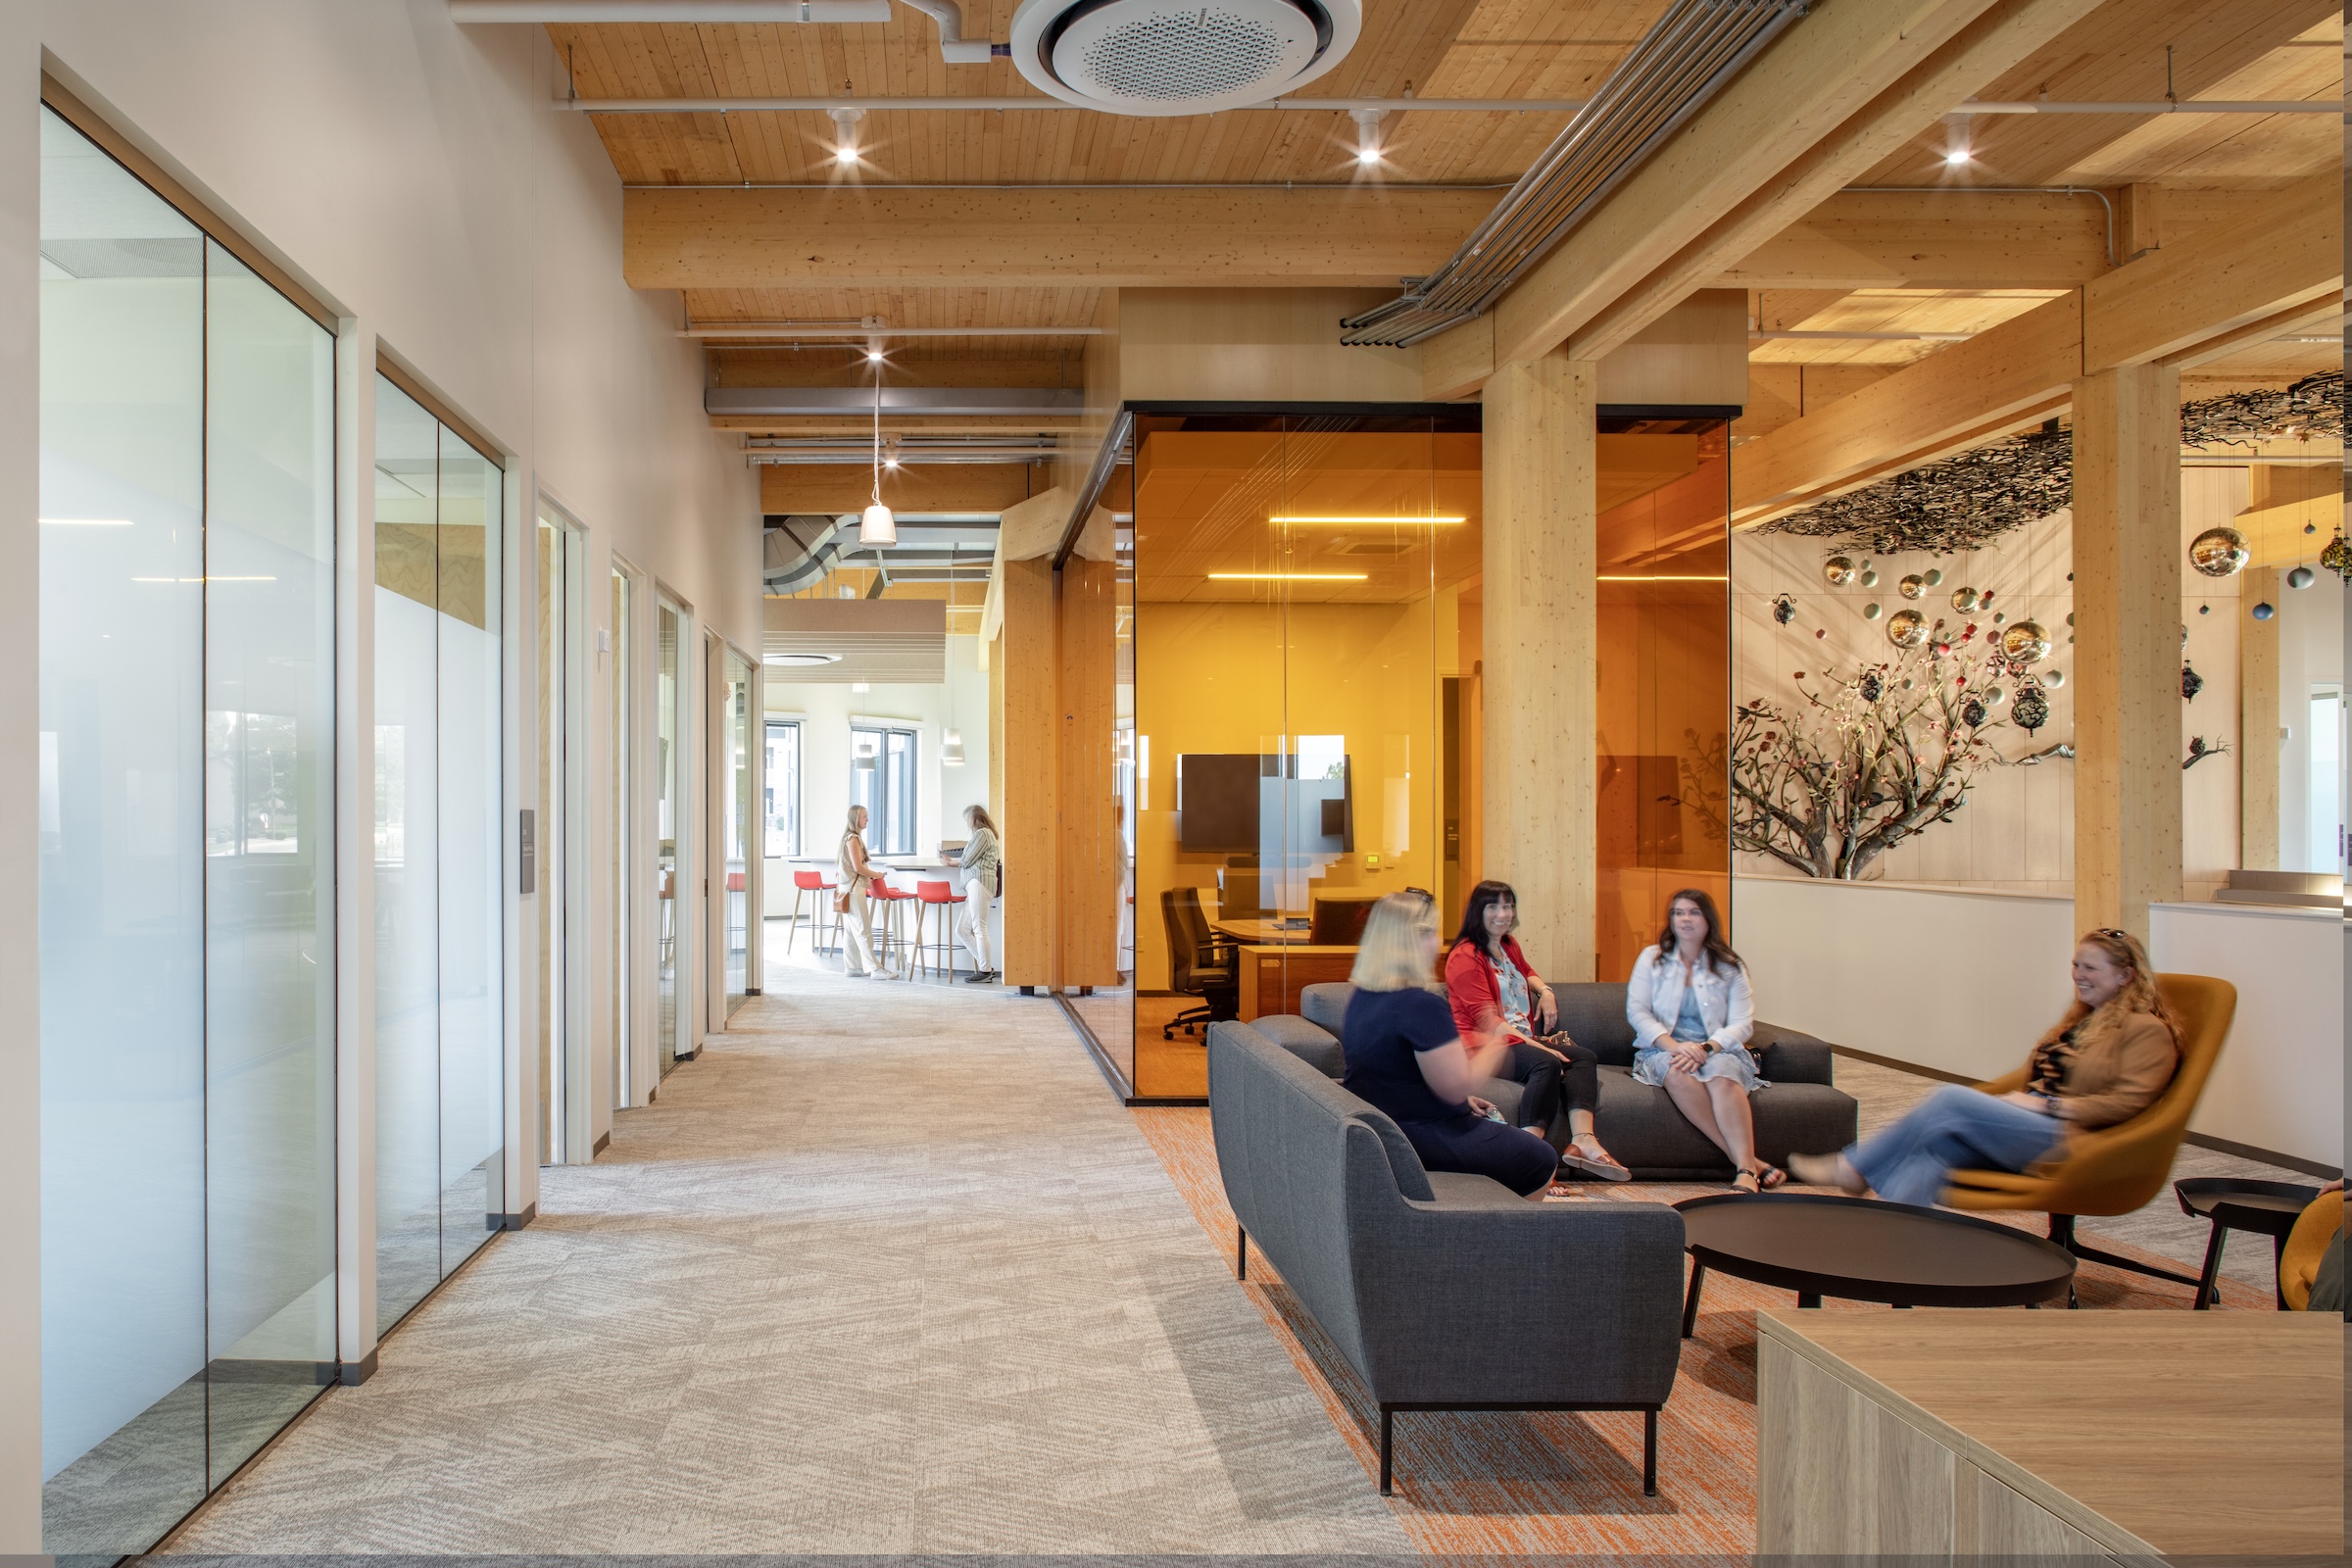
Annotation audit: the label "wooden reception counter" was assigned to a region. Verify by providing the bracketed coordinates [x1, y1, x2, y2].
[1757, 1309, 2341, 1557]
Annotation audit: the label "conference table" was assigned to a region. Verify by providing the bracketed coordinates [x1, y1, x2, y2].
[1212, 919, 1355, 1019]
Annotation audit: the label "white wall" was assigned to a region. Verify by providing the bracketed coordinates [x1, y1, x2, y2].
[1740, 875, 2343, 1169]
[762, 633, 993, 906]
[1, 5, 760, 1544]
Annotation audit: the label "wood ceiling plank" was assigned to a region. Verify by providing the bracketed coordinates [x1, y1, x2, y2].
[1852, 0, 2342, 187]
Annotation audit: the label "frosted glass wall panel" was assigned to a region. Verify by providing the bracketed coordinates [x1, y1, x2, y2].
[440, 428, 504, 1247]
[724, 651, 751, 1016]
[37, 108, 208, 1550]
[38, 106, 336, 1558]
[201, 240, 338, 1477]
[373, 380, 443, 1325]
[657, 602, 686, 1072]
[372, 379, 505, 1330]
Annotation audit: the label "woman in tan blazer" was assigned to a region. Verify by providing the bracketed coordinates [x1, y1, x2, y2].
[1789, 928, 2180, 1206]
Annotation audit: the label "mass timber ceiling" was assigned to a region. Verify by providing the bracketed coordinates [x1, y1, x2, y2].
[551, 0, 2343, 501]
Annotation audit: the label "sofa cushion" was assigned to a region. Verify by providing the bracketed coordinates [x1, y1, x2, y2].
[1300, 981, 1355, 1036]
[1589, 1065, 1859, 1179]
[1252, 1012, 1343, 1078]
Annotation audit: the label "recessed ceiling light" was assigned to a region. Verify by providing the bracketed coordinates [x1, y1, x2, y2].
[771, 652, 843, 667]
[866, 348, 885, 363]
[1944, 147, 1971, 166]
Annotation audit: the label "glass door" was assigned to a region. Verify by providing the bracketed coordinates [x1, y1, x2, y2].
[655, 598, 690, 1071]
[535, 502, 583, 1162]
[610, 564, 634, 1105]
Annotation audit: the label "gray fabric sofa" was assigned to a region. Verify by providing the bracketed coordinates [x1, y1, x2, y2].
[1206, 1017, 1686, 1495]
[1288, 981, 1859, 1182]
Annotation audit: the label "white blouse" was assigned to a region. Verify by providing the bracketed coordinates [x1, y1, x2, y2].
[1626, 944, 1754, 1054]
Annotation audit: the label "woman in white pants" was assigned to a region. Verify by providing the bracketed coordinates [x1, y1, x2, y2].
[956, 804, 1002, 983]
[837, 805, 886, 977]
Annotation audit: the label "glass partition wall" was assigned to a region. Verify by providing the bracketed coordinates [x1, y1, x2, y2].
[656, 598, 691, 1070]
[37, 105, 338, 1557]
[610, 564, 635, 1105]
[372, 378, 509, 1331]
[1596, 417, 1734, 979]
[1127, 413, 1481, 1099]
[722, 649, 754, 1017]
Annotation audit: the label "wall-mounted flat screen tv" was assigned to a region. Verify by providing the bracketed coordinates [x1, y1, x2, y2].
[1176, 752, 1352, 856]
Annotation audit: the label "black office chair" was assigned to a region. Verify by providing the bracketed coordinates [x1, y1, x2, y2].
[1308, 895, 1376, 945]
[1161, 887, 1240, 1041]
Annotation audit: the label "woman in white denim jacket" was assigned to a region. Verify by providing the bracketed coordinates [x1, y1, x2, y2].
[1626, 887, 1784, 1193]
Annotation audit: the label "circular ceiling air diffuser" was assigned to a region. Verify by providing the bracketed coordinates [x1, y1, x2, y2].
[1009, 0, 1362, 117]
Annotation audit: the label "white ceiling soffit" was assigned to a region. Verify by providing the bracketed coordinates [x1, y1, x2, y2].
[764, 596, 947, 683]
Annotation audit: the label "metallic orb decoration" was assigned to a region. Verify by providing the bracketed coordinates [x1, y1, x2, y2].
[2288, 564, 2317, 589]
[1898, 573, 1926, 600]
[2180, 662, 2204, 702]
[1886, 608, 1928, 648]
[2252, 601, 2277, 621]
[1984, 685, 2006, 707]
[1863, 602, 1883, 620]
[2324, 529, 2352, 580]
[2043, 668, 2065, 689]
[1950, 586, 1982, 612]
[1824, 555, 1857, 586]
[1859, 671, 1884, 702]
[2068, 612, 2077, 626]
[2308, 522, 2320, 535]
[1772, 593, 1796, 624]
[1923, 568, 1944, 587]
[1998, 619, 2051, 662]
[2188, 526, 2251, 577]
[1815, 628, 1827, 639]
[2012, 681, 2050, 733]
[1961, 696, 1987, 728]
[1860, 568, 1880, 588]
[1993, 611, 2007, 624]
[2197, 604, 2210, 614]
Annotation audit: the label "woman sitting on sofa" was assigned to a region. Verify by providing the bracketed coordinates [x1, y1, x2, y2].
[1444, 880, 1628, 1181]
[1788, 928, 2179, 1205]
[1340, 890, 1559, 1199]
[1628, 888, 1784, 1193]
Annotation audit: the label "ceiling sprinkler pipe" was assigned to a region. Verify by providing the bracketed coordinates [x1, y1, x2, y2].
[896, 0, 1002, 65]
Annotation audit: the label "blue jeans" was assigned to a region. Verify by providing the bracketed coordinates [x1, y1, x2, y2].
[1846, 1085, 2067, 1208]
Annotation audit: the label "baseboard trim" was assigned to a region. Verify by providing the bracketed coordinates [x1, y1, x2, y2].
[336, 1348, 378, 1387]
[1831, 1045, 2343, 1179]
[591, 1131, 611, 1156]
[493, 1203, 536, 1231]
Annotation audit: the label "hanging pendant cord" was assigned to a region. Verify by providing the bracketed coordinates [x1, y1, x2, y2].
[871, 361, 883, 505]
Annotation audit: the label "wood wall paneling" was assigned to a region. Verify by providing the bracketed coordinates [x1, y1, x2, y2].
[1056, 558, 1120, 988]
[998, 556, 1057, 986]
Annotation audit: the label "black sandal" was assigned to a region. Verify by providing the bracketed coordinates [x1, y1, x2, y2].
[1731, 1167, 1762, 1195]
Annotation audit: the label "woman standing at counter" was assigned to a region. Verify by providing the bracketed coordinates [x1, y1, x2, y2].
[837, 805, 887, 978]
[957, 804, 1002, 984]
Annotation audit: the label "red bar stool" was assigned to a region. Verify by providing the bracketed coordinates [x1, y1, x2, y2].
[914, 879, 966, 977]
[786, 868, 838, 953]
[870, 879, 916, 977]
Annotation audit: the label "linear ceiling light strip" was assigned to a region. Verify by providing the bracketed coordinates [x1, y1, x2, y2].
[1340, 0, 1806, 349]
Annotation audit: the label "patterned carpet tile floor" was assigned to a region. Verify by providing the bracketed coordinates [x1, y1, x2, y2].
[1130, 1104, 2270, 1557]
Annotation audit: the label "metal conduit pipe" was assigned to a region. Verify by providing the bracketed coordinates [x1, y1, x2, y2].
[1341, 0, 1806, 348]
[895, 0, 1001, 65]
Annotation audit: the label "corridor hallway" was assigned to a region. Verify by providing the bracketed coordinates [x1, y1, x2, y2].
[167, 974, 1406, 1554]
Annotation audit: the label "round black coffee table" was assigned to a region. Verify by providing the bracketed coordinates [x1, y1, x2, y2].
[2174, 1177, 2322, 1309]
[1673, 1192, 2077, 1335]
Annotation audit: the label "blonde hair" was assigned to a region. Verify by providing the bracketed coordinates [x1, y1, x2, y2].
[845, 804, 867, 833]
[964, 804, 998, 836]
[1349, 890, 1441, 993]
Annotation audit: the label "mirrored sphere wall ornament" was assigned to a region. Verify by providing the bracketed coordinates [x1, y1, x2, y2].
[1898, 573, 1925, 600]
[2252, 601, 2277, 621]
[2188, 526, 2250, 577]
[2012, 680, 2050, 732]
[1950, 586, 1981, 612]
[2288, 565, 2317, 589]
[1886, 608, 1928, 648]
[1863, 602, 1883, 619]
[1923, 568, 1944, 587]
[1772, 593, 1796, 624]
[1824, 556, 1857, 586]
[1999, 620, 2050, 662]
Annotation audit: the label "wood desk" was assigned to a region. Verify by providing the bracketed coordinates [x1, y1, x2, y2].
[1235, 944, 1357, 1020]
[1757, 1309, 2341, 1557]
[1213, 918, 1313, 946]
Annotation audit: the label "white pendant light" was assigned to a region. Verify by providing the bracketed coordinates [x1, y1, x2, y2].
[942, 728, 965, 766]
[858, 354, 896, 547]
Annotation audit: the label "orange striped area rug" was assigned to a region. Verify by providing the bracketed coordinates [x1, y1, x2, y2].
[1131, 1105, 2268, 1556]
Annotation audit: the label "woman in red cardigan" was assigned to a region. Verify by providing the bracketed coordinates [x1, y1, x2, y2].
[1444, 880, 1629, 1181]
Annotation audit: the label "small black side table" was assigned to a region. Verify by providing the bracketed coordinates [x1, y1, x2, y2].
[2175, 1177, 2322, 1309]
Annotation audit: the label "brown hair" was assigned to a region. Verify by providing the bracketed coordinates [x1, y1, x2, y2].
[2050, 927, 2179, 1051]
[964, 804, 999, 836]
[1653, 887, 1743, 974]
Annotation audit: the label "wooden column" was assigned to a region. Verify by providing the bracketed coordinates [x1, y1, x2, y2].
[1057, 556, 1120, 987]
[2072, 364, 2183, 939]
[2240, 564, 2281, 870]
[999, 557, 1057, 987]
[1481, 351, 1598, 980]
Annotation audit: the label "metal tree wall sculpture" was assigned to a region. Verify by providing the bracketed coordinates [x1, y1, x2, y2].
[1732, 644, 2006, 879]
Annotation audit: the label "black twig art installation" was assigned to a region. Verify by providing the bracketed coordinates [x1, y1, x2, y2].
[1763, 372, 2344, 555]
